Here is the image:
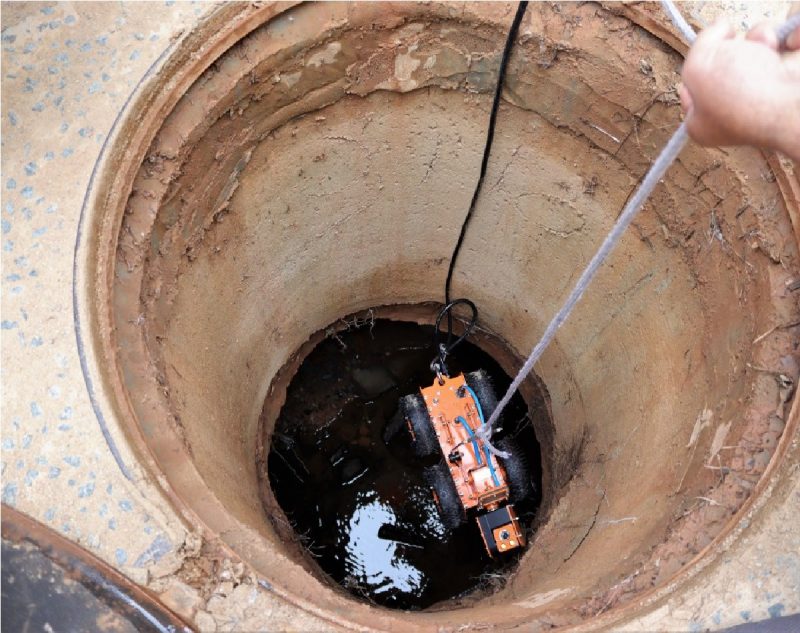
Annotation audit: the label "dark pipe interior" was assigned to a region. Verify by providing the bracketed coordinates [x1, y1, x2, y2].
[265, 319, 547, 610]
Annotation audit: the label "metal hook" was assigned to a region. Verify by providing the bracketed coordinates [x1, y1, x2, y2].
[430, 360, 446, 386]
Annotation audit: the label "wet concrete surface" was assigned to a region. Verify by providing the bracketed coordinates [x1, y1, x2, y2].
[266, 320, 543, 609]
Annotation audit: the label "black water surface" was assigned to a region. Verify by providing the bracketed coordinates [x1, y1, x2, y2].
[266, 319, 544, 610]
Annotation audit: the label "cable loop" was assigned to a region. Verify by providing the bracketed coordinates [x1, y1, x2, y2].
[431, 298, 478, 377]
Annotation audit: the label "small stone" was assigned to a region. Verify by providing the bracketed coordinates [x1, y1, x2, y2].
[768, 414, 785, 434]
[127, 567, 149, 586]
[159, 580, 201, 619]
[215, 580, 234, 597]
[750, 450, 771, 473]
[181, 531, 202, 557]
[204, 595, 226, 612]
[147, 551, 183, 580]
[761, 431, 779, 449]
[194, 611, 217, 633]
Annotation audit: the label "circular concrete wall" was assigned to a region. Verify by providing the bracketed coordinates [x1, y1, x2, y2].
[84, 2, 800, 630]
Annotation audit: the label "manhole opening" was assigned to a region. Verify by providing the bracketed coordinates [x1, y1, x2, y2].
[86, 3, 800, 628]
[260, 316, 547, 610]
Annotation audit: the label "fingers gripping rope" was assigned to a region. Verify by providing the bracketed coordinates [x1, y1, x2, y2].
[662, 0, 799, 48]
[775, 13, 800, 49]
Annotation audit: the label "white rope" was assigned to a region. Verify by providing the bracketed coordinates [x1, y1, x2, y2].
[481, 124, 689, 445]
[660, 0, 697, 44]
[661, 0, 800, 48]
[480, 3, 800, 452]
[481, 1, 697, 450]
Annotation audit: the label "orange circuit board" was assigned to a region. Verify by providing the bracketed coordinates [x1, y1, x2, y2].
[420, 374, 509, 511]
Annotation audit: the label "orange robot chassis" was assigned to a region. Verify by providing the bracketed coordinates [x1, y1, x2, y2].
[402, 372, 526, 557]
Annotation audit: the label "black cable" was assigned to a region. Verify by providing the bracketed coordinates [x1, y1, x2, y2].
[436, 1, 529, 372]
[431, 298, 478, 378]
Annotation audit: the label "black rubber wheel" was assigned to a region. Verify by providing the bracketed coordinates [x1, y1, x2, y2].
[424, 461, 466, 531]
[495, 436, 534, 504]
[382, 408, 405, 444]
[401, 393, 439, 458]
[465, 370, 499, 424]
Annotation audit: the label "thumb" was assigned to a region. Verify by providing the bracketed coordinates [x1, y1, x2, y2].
[788, 5, 800, 50]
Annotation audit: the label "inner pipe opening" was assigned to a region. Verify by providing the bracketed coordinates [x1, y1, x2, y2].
[261, 317, 546, 610]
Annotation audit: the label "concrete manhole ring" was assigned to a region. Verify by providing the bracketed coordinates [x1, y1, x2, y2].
[75, 2, 800, 630]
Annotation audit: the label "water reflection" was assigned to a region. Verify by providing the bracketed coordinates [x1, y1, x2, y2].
[341, 492, 424, 598]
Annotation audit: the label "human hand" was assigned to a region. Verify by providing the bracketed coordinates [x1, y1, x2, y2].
[679, 18, 800, 161]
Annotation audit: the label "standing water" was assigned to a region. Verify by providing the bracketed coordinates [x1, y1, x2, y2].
[265, 319, 544, 610]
